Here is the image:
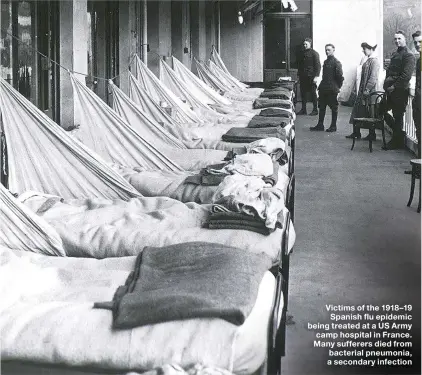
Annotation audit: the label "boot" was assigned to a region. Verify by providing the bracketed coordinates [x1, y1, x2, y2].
[310, 108, 325, 131]
[382, 131, 405, 150]
[310, 97, 319, 116]
[326, 111, 338, 132]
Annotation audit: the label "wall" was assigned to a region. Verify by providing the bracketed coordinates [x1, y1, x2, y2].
[118, 1, 139, 94]
[219, 1, 264, 82]
[59, 0, 88, 129]
[171, 1, 191, 68]
[313, 0, 383, 101]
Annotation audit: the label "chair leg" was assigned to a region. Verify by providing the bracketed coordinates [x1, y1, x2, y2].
[369, 140, 373, 153]
[351, 137, 356, 150]
[418, 178, 421, 213]
[381, 127, 387, 149]
[407, 172, 416, 207]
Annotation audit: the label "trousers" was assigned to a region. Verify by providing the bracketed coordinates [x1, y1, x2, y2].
[413, 96, 421, 157]
[318, 91, 339, 127]
[299, 76, 318, 110]
[384, 89, 409, 141]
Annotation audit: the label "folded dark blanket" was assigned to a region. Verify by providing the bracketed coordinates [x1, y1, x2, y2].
[184, 174, 226, 186]
[271, 81, 295, 90]
[253, 98, 292, 110]
[94, 242, 272, 328]
[247, 115, 289, 129]
[259, 108, 293, 118]
[260, 91, 292, 100]
[222, 126, 286, 143]
[207, 222, 274, 236]
[263, 87, 293, 93]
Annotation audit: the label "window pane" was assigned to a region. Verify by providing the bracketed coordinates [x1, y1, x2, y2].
[289, 16, 312, 69]
[1, 1, 13, 84]
[265, 18, 286, 69]
[17, 1, 34, 100]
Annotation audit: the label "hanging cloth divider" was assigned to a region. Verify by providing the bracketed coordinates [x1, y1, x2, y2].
[210, 46, 249, 90]
[133, 55, 202, 124]
[0, 77, 140, 200]
[0, 184, 65, 256]
[171, 56, 232, 106]
[159, 59, 219, 116]
[70, 74, 185, 171]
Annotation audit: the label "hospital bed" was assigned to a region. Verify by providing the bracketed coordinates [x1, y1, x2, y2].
[0, 209, 292, 375]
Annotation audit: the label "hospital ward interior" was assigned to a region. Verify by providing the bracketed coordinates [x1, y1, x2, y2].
[0, 1, 421, 375]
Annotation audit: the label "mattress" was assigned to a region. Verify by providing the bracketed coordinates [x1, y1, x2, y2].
[19, 194, 295, 262]
[0, 247, 278, 375]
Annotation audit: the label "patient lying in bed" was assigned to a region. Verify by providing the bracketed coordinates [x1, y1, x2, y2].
[17, 191, 294, 262]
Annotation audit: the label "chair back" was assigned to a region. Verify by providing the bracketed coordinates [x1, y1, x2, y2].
[364, 91, 385, 120]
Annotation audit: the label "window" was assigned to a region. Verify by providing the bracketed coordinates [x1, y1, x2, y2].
[1, 1, 60, 121]
[87, 1, 119, 104]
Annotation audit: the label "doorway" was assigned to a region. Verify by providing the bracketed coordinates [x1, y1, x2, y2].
[87, 1, 119, 104]
[1, 1, 60, 122]
[264, 14, 312, 82]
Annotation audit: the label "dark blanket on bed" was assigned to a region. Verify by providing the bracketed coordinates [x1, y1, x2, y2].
[247, 115, 290, 129]
[271, 81, 295, 90]
[93, 242, 272, 328]
[259, 91, 292, 100]
[205, 210, 284, 235]
[259, 108, 293, 118]
[253, 98, 292, 110]
[222, 126, 286, 143]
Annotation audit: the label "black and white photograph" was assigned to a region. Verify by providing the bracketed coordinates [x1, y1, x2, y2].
[0, 0, 420, 374]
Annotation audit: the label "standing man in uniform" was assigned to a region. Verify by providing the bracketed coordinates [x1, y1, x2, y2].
[382, 31, 416, 150]
[297, 38, 321, 116]
[412, 30, 421, 157]
[310, 44, 344, 132]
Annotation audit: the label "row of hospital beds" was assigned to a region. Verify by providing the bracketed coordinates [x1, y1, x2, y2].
[0, 47, 297, 375]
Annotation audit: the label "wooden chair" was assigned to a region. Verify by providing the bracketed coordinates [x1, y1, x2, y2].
[351, 91, 387, 153]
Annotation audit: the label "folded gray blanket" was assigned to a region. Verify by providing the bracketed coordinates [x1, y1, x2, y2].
[271, 81, 295, 90]
[184, 174, 226, 186]
[222, 126, 286, 143]
[247, 115, 290, 129]
[206, 210, 284, 236]
[253, 98, 292, 110]
[260, 90, 292, 100]
[94, 242, 272, 328]
[259, 108, 293, 118]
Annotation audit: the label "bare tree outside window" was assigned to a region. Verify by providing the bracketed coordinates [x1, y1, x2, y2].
[384, 0, 421, 66]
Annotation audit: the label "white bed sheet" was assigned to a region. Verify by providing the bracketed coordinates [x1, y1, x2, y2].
[19, 194, 295, 262]
[0, 247, 277, 374]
